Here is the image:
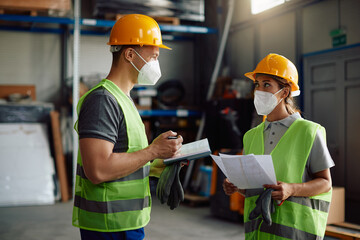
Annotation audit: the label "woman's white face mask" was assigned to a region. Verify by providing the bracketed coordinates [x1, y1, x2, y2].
[130, 49, 161, 85]
[254, 88, 284, 116]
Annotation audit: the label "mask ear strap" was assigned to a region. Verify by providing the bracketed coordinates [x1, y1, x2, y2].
[274, 88, 283, 96]
[283, 87, 292, 99]
[274, 88, 286, 106]
[128, 48, 144, 73]
[130, 61, 140, 72]
[132, 49, 147, 64]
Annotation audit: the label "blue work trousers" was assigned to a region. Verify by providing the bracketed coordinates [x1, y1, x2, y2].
[80, 228, 145, 240]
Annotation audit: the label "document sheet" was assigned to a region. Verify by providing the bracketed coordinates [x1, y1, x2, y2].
[210, 153, 277, 189]
[164, 138, 211, 165]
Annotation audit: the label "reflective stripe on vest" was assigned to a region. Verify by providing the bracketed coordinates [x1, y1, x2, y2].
[76, 164, 150, 183]
[74, 195, 150, 214]
[243, 119, 332, 239]
[72, 79, 151, 232]
[245, 191, 330, 213]
[286, 196, 330, 213]
[245, 218, 321, 239]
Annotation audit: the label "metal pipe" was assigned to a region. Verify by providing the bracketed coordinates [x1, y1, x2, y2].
[61, 25, 69, 106]
[72, 0, 80, 195]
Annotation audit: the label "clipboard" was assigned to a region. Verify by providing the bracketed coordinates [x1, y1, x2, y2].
[163, 138, 211, 165]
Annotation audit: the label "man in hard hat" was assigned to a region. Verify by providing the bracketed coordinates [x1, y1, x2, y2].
[72, 14, 183, 240]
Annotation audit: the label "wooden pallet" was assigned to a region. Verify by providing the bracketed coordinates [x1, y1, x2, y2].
[0, 8, 39, 16]
[105, 13, 180, 25]
[152, 16, 180, 25]
[0, 0, 70, 17]
[325, 222, 360, 240]
[50, 111, 71, 202]
[0, 8, 69, 17]
[0, 0, 70, 11]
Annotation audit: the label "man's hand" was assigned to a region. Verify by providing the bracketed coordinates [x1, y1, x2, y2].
[147, 131, 183, 159]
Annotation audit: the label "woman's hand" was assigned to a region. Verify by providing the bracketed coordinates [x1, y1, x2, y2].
[264, 169, 332, 201]
[263, 181, 294, 201]
[223, 178, 244, 195]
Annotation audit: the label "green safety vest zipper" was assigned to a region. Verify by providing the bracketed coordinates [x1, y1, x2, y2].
[72, 79, 151, 232]
[243, 119, 332, 240]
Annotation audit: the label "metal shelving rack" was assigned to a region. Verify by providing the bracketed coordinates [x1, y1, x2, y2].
[0, 14, 217, 118]
[138, 109, 201, 117]
[0, 14, 217, 34]
[0, 12, 217, 185]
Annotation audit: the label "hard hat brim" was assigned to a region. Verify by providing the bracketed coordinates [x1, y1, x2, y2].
[244, 71, 300, 95]
[244, 72, 255, 81]
[159, 44, 172, 50]
[107, 42, 172, 50]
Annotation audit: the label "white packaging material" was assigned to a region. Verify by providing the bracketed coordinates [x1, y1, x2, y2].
[139, 96, 152, 107]
[0, 123, 55, 207]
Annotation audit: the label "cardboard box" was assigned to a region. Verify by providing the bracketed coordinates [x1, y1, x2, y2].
[327, 187, 345, 224]
[0, 85, 36, 101]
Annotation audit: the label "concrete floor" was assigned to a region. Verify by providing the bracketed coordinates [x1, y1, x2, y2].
[0, 196, 245, 240]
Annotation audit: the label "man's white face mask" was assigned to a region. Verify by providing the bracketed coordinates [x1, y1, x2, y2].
[130, 49, 161, 85]
[254, 88, 284, 116]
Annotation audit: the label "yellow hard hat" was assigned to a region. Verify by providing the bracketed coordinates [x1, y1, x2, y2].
[245, 53, 300, 96]
[107, 14, 171, 50]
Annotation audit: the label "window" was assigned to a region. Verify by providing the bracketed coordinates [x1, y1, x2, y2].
[251, 0, 289, 14]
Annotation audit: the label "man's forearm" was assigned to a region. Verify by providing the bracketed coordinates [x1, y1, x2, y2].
[85, 146, 157, 184]
[106, 147, 157, 180]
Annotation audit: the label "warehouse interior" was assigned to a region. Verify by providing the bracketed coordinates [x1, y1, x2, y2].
[0, 0, 360, 239]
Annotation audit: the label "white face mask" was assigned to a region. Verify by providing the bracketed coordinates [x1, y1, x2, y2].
[130, 49, 161, 85]
[254, 88, 284, 116]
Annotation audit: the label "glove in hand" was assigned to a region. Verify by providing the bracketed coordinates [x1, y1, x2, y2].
[249, 188, 275, 225]
[156, 162, 184, 210]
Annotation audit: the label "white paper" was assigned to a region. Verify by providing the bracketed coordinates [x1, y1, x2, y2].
[210, 154, 228, 178]
[210, 153, 277, 189]
[179, 138, 210, 155]
[164, 138, 211, 164]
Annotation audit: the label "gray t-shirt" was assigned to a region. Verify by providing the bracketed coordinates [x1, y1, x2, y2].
[262, 112, 335, 182]
[78, 87, 129, 153]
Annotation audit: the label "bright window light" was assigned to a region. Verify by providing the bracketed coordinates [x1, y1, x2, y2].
[251, 0, 286, 14]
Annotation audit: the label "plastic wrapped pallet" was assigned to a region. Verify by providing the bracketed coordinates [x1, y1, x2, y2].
[0, 102, 53, 123]
[0, 123, 55, 206]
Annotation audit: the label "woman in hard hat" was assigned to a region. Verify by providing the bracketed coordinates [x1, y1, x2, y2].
[223, 53, 334, 239]
[72, 14, 182, 240]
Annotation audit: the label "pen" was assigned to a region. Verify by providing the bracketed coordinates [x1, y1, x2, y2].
[167, 136, 178, 139]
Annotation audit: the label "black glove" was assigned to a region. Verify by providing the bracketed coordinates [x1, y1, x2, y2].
[156, 162, 184, 210]
[156, 163, 177, 204]
[167, 162, 184, 210]
[249, 188, 275, 225]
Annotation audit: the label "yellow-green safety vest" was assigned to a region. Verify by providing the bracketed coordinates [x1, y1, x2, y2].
[243, 119, 332, 240]
[72, 79, 151, 232]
